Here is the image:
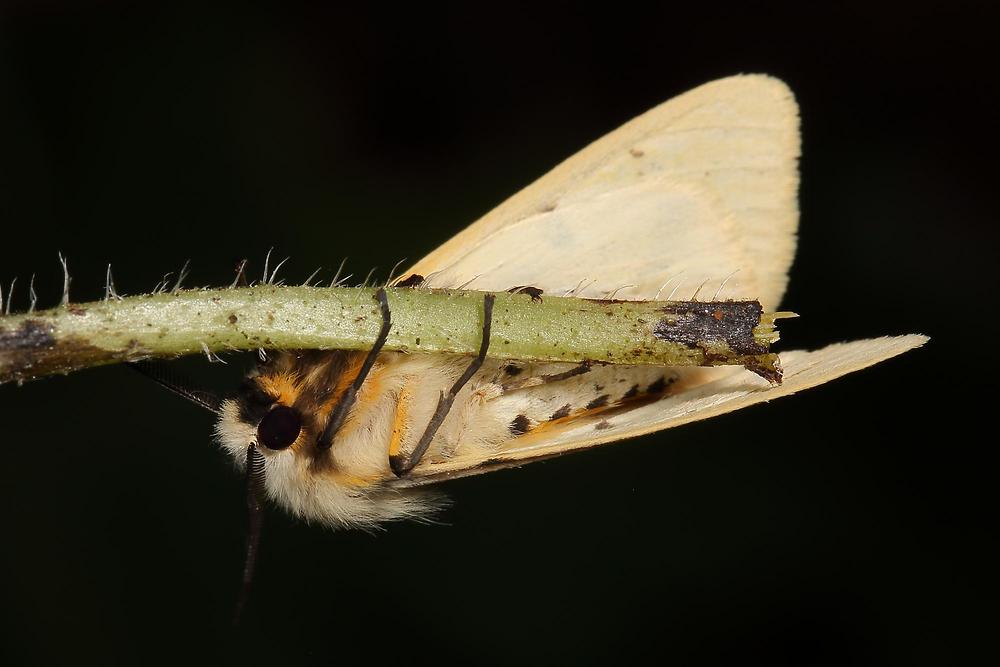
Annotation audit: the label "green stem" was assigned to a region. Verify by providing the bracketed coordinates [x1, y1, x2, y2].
[0, 286, 784, 385]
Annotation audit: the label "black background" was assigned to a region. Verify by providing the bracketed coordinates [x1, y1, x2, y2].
[0, 3, 993, 665]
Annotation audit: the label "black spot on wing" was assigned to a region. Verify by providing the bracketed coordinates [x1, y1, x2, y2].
[586, 394, 610, 410]
[550, 404, 572, 420]
[623, 384, 640, 399]
[646, 376, 672, 395]
[504, 364, 524, 377]
[509, 414, 531, 435]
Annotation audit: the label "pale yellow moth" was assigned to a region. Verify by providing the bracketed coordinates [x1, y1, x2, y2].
[214, 74, 926, 533]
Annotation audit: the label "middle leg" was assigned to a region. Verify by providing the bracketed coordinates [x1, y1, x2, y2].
[389, 293, 496, 476]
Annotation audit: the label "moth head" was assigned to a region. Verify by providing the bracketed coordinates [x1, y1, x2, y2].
[215, 357, 331, 519]
[216, 350, 347, 468]
[214, 351, 442, 529]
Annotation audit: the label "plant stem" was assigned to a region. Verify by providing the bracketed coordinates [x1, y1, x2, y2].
[0, 286, 784, 385]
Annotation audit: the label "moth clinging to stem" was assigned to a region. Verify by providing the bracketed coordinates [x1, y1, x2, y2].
[0, 75, 926, 611]
[210, 75, 924, 528]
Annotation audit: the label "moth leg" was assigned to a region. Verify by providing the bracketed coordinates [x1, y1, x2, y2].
[317, 288, 392, 450]
[507, 285, 544, 302]
[395, 273, 424, 287]
[390, 293, 496, 477]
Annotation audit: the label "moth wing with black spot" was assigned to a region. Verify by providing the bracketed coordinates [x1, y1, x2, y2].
[402, 74, 800, 310]
[392, 335, 927, 486]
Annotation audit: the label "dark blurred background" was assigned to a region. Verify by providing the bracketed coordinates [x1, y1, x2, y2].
[0, 2, 993, 664]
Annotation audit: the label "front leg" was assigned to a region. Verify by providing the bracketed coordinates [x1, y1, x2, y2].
[317, 288, 392, 451]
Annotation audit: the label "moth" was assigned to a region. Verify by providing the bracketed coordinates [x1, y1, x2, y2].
[170, 75, 921, 605]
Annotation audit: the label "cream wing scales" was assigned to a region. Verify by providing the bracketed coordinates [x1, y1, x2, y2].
[417, 180, 755, 301]
[406, 74, 800, 310]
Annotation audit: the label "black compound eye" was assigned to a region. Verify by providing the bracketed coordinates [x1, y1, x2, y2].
[256, 405, 302, 451]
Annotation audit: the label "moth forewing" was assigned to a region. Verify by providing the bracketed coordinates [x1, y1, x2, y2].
[391, 335, 928, 487]
[406, 74, 800, 311]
